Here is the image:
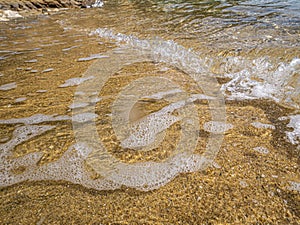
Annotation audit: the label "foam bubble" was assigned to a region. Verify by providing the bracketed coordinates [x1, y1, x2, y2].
[90, 97, 102, 103]
[0, 82, 16, 91]
[74, 142, 93, 158]
[75, 91, 85, 96]
[68, 96, 101, 109]
[68, 102, 89, 109]
[251, 122, 275, 130]
[62, 46, 78, 52]
[220, 57, 300, 109]
[159, 67, 170, 72]
[93, 153, 209, 191]
[86, 0, 104, 8]
[15, 97, 27, 103]
[25, 59, 37, 63]
[289, 181, 300, 193]
[111, 76, 199, 153]
[239, 180, 249, 188]
[221, 73, 276, 101]
[72, 113, 98, 123]
[121, 110, 179, 149]
[36, 90, 47, 93]
[189, 94, 216, 101]
[78, 54, 108, 62]
[253, 146, 269, 154]
[281, 115, 300, 146]
[203, 121, 233, 134]
[42, 68, 54, 73]
[0, 142, 121, 190]
[59, 76, 95, 87]
[0, 114, 70, 125]
[212, 161, 221, 169]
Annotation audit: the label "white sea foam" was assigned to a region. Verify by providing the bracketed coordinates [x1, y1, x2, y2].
[280, 115, 300, 147]
[72, 112, 98, 123]
[253, 146, 269, 154]
[78, 54, 108, 62]
[15, 97, 27, 103]
[36, 90, 47, 93]
[91, 28, 300, 109]
[68, 102, 89, 109]
[101, 153, 209, 191]
[189, 93, 216, 101]
[0, 118, 120, 190]
[42, 68, 54, 73]
[251, 122, 275, 130]
[0, 82, 16, 91]
[89, 0, 104, 8]
[90, 97, 102, 103]
[62, 46, 78, 51]
[0, 142, 120, 191]
[220, 57, 300, 109]
[59, 76, 95, 87]
[289, 181, 300, 193]
[75, 91, 85, 96]
[121, 98, 186, 151]
[203, 121, 233, 134]
[91, 28, 209, 75]
[239, 180, 249, 188]
[25, 59, 37, 63]
[121, 108, 179, 149]
[0, 114, 70, 125]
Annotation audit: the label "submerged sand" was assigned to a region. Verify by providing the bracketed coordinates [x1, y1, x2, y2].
[0, 5, 299, 224]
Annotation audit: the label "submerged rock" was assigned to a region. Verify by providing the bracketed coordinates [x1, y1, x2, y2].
[0, 0, 99, 11]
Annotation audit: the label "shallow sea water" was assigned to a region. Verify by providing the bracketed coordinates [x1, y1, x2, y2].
[0, 0, 299, 224]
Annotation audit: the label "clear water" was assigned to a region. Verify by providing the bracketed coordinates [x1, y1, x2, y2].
[0, 0, 299, 224]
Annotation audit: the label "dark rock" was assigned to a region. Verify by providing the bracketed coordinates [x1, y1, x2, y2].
[0, 0, 97, 10]
[25, 2, 37, 10]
